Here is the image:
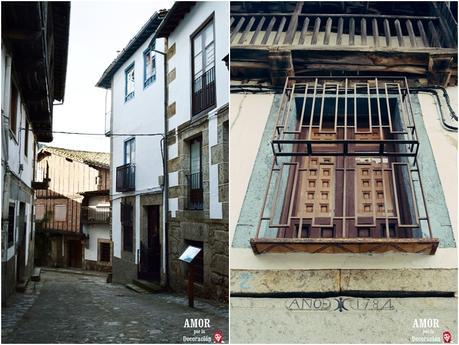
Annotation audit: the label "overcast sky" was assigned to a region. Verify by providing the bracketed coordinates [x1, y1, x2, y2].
[50, 0, 173, 153]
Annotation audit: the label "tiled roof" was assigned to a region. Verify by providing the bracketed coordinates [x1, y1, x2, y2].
[40, 146, 110, 169]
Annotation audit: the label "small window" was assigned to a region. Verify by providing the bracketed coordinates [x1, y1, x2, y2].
[121, 202, 133, 252]
[35, 204, 45, 220]
[188, 137, 203, 210]
[124, 138, 135, 164]
[144, 48, 156, 87]
[99, 242, 111, 262]
[54, 204, 67, 221]
[8, 203, 15, 247]
[125, 63, 135, 102]
[9, 82, 18, 136]
[24, 120, 29, 156]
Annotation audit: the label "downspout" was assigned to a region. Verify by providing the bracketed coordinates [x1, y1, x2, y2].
[162, 37, 170, 288]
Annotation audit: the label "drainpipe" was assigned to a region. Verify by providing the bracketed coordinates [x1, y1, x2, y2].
[151, 38, 169, 288]
[162, 38, 170, 288]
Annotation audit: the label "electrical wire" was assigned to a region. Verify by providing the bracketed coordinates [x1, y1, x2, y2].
[411, 87, 458, 132]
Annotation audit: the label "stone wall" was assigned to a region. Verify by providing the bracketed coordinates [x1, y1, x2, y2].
[166, 105, 229, 301]
[1, 257, 16, 304]
[84, 260, 111, 272]
[168, 216, 228, 301]
[112, 256, 137, 284]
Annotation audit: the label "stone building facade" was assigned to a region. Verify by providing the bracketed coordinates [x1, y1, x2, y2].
[97, 10, 168, 287]
[1, 2, 70, 301]
[157, 1, 229, 301]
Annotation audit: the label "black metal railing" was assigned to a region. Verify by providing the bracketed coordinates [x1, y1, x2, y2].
[192, 67, 216, 116]
[186, 172, 203, 210]
[116, 163, 135, 192]
[81, 206, 111, 224]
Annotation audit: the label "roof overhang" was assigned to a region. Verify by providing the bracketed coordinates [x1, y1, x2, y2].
[155, 2, 196, 38]
[2, 2, 70, 142]
[96, 10, 167, 89]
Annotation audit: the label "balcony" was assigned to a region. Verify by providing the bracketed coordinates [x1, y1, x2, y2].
[81, 206, 111, 224]
[186, 172, 203, 210]
[230, 2, 457, 86]
[32, 162, 50, 190]
[116, 163, 135, 192]
[192, 67, 216, 116]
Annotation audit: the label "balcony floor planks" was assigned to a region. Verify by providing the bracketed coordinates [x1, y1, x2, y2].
[250, 238, 439, 255]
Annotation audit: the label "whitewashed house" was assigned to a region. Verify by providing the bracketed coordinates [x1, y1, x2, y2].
[1, 2, 70, 300]
[97, 10, 168, 286]
[156, 1, 229, 301]
[80, 190, 111, 272]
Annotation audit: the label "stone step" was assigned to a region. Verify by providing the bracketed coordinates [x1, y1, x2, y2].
[16, 280, 28, 293]
[125, 283, 148, 294]
[132, 278, 163, 293]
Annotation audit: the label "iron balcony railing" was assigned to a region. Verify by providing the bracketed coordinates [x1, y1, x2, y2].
[192, 66, 216, 116]
[81, 206, 111, 224]
[186, 172, 203, 210]
[251, 76, 439, 255]
[116, 163, 135, 192]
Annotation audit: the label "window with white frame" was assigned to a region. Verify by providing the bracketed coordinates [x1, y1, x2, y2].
[125, 63, 135, 101]
[124, 137, 135, 165]
[144, 48, 156, 87]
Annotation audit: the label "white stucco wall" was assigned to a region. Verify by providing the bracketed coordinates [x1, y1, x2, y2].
[111, 35, 166, 196]
[2, 45, 36, 263]
[229, 93, 274, 243]
[112, 198, 121, 258]
[109, 34, 166, 261]
[167, 1, 229, 129]
[84, 225, 111, 262]
[230, 91, 458, 270]
[418, 87, 458, 241]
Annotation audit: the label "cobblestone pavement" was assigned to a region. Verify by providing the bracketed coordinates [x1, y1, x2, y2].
[2, 270, 228, 344]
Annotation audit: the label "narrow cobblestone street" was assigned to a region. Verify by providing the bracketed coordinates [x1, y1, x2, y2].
[2, 270, 228, 344]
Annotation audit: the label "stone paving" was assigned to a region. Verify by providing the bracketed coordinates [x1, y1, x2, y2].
[1, 270, 228, 344]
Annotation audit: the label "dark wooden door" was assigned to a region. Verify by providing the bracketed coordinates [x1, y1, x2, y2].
[16, 202, 26, 283]
[139, 206, 161, 281]
[67, 240, 82, 268]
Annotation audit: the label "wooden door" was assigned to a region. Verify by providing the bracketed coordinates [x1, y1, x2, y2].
[139, 206, 161, 281]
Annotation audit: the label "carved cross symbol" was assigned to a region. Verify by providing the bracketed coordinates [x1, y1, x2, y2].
[334, 297, 349, 312]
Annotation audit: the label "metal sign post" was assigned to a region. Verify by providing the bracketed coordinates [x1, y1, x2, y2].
[179, 245, 202, 308]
